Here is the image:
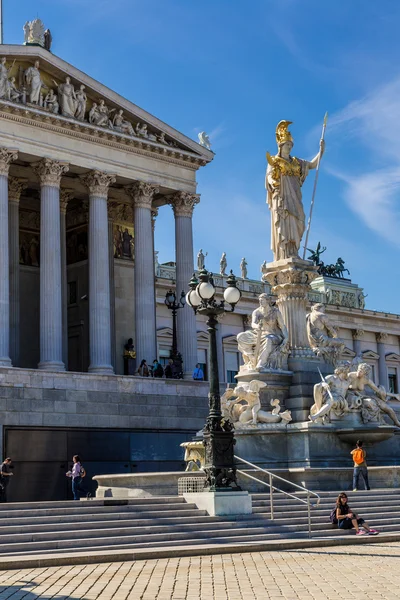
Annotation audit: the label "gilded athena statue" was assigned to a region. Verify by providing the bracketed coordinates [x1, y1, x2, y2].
[265, 120, 325, 261]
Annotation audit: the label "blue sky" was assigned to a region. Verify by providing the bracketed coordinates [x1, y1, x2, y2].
[5, 0, 400, 313]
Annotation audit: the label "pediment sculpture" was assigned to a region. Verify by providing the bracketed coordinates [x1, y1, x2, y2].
[0, 57, 184, 151]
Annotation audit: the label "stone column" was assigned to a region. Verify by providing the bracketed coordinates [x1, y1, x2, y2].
[0, 149, 18, 367]
[376, 332, 388, 387]
[127, 181, 159, 365]
[81, 170, 116, 374]
[60, 189, 73, 369]
[8, 176, 27, 366]
[151, 208, 159, 355]
[352, 329, 364, 358]
[33, 158, 69, 371]
[169, 191, 200, 378]
[107, 206, 116, 371]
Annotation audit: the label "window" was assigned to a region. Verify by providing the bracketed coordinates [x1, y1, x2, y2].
[197, 349, 207, 381]
[159, 349, 170, 367]
[388, 368, 398, 394]
[225, 351, 239, 384]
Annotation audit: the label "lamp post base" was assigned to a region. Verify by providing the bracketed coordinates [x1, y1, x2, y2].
[183, 490, 252, 516]
[203, 425, 241, 491]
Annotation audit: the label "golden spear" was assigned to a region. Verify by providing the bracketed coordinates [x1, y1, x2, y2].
[302, 112, 328, 260]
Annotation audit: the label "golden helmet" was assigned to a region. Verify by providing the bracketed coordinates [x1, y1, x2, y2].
[275, 120, 293, 145]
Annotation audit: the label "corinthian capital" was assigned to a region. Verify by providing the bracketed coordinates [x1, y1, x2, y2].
[60, 189, 74, 214]
[352, 329, 364, 340]
[0, 148, 18, 176]
[33, 158, 69, 188]
[169, 190, 200, 218]
[8, 177, 27, 204]
[80, 170, 116, 199]
[126, 181, 159, 209]
[376, 332, 389, 343]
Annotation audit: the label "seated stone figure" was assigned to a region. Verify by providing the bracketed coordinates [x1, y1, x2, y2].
[347, 363, 400, 428]
[306, 303, 345, 366]
[237, 294, 289, 371]
[309, 364, 351, 424]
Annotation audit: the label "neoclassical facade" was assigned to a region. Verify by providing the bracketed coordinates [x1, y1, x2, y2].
[0, 44, 212, 378]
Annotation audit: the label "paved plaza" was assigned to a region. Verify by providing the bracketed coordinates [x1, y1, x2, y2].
[0, 542, 399, 599]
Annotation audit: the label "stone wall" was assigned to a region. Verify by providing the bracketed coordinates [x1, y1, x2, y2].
[0, 368, 209, 441]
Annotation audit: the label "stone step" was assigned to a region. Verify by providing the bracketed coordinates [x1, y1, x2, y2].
[0, 505, 206, 520]
[0, 497, 186, 511]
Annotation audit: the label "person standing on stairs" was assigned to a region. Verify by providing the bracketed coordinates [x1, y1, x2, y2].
[335, 492, 378, 535]
[66, 455, 87, 500]
[351, 440, 370, 491]
[0, 458, 13, 502]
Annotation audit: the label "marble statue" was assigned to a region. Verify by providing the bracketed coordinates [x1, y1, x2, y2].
[24, 61, 44, 104]
[112, 110, 135, 136]
[220, 252, 227, 276]
[198, 131, 211, 150]
[309, 364, 351, 423]
[240, 258, 248, 279]
[53, 77, 77, 118]
[309, 361, 400, 427]
[44, 89, 59, 114]
[358, 291, 367, 310]
[221, 381, 292, 426]
[7, 78, 21, 103]
[237, 293, 289, 371]
[265, 120, 325, 261]
[0, 57, 9, 99]
[74, 85, 87, 121]
[23, 22, 30, 44]
[197, 249, 207, 271]
[347, 363, 400, 428]
[88, 103, 100, 125]
[154, 250, 160, 276]
[306, 303, 345, 366]
[260, 261, 267, 277]
[136, 123, 148, 138]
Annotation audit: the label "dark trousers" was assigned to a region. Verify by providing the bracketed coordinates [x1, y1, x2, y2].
[0, 482, 8, 502]
[353, 466, 370, 490]
[72, 476, 86, 500]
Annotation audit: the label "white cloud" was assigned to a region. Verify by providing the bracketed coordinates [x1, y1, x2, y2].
[325, 75, 400, 246]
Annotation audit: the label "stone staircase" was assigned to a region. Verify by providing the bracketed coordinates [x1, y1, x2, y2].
[0, 489, 399, 568]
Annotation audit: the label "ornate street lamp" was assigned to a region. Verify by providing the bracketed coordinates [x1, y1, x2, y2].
[186, 268, 242, 491]
[164, 289, 185, 377]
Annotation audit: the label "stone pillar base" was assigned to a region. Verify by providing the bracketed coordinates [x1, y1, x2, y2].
[38, 360, 65, 372]
[88, 365, 114, 375]
[184, 491, 252, 516]
[0, 358, 12, 367]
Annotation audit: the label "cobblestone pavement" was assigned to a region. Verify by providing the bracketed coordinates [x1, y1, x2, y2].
[1, 543, 400, 599]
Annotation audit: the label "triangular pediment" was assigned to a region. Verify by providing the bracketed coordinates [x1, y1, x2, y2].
[157, 327, 173, 338]
[386, 352, 400, 361]
[197, 331, 209, 342]
[342, 347, 356, 359]
[0, 45, 213, 164]
[223, 335, 239, 345]
[362, 350, 380, 360]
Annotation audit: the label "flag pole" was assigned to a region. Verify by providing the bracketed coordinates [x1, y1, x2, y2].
[302, 112, 328, 260]
[0, 0, 3, 44]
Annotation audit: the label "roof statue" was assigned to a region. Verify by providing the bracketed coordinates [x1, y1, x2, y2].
[23, 19, 46, 48]
[198, 131, 211, 150]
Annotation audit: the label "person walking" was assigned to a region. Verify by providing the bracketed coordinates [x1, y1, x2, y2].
[334, 492, 378, 535]
[351, 439, 370, 491]
[0, 458, 13, 502]
[66, 455, 86, 500]
[193, 363, 204, 381]
[138, 359, 149, 377]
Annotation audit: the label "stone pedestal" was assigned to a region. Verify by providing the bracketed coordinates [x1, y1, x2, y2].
[183, 491, 252, 516]
[262, 257, 323, 422]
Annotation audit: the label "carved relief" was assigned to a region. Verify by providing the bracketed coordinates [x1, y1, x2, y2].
[127, 181, 159, 209]
[19, 209, 40, 231]
[33, 158, 69, 187]
[80, 170, 116, 198]
[108, 201, 134, 223]
[8, 177, 27, 203]
[0, 148, 18, 176]
[20, 232, 40, 267]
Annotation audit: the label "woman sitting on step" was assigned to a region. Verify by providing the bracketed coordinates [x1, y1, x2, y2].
[335, 492, 379, 536]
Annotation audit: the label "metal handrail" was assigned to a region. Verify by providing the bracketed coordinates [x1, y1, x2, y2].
[234, 455, 321, 538]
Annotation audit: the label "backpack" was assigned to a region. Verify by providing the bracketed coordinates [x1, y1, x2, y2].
[80, 465, 86, 478]
[353, 448, 364, 465]
[330, 507, 338, 525]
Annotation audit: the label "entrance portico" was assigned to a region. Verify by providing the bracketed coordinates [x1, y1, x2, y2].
[0, 44, 213, 375]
